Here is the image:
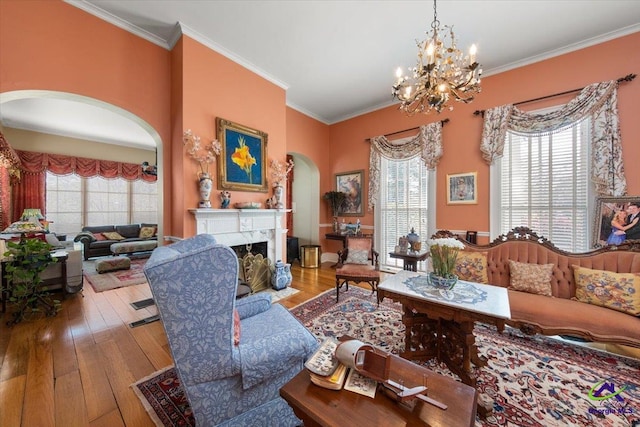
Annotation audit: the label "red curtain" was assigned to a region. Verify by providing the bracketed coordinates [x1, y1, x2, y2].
[11, 170, 46, 223]
[0, 167, 10, 229]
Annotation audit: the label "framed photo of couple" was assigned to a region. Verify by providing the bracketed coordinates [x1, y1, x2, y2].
[593, 195, 640, 248]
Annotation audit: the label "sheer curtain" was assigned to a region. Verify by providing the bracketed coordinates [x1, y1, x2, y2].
[480, 80, 626, 196]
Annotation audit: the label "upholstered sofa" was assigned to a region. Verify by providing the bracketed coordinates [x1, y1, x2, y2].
[436, 227, 640, 348]
[74, 223, 157, 260]
[143, 234, 318, 426]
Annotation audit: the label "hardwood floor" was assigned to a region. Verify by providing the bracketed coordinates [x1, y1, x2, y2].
[1, 262, 638, 426]
[0, 261, 377, 427]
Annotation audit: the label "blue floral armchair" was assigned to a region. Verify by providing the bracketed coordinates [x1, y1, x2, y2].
[143, 234, 318, 426]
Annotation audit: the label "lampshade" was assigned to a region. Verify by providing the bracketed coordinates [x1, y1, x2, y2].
[20, 208, 45, 221]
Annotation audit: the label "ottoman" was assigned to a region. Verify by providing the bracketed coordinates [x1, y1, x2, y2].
[95, 256, 131, 273]
[110, 240, 158, 256]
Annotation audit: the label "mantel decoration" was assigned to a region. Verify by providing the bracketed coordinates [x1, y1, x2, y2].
[269, 158, 294, 209]
[183, 129, 222, 208]
[427, 237, 465, 289]
[323, 191, 346, 232]
[392, 0, 482, 115]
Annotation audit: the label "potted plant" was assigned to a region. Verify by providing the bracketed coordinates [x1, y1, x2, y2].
[3, 236, 60, 325]
[323, 191, 346, 232]
[426, 237, 465, 289]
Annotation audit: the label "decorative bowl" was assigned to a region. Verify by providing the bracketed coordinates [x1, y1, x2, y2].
[234, 202, 262, 209]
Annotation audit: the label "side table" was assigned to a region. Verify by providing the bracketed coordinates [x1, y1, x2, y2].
[389, 250, 429, 271]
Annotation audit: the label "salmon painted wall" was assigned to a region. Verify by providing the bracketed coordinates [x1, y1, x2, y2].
[0, 0, 172, 231]
[329, 32, 640, 243]
[179, 36, 288, 237]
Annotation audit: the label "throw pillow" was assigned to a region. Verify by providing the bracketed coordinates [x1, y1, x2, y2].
[572, 265, 640, 316]
[508, 260, 554, 296]
[139, 226, 156, 239]
[44, 233, 61, 248]
[346, 249, 369, 265]
[93, 232, 106, 241]
[454, 251, 489, 284]
[233, 309, 241, 346]
[102, 231, 126, 241]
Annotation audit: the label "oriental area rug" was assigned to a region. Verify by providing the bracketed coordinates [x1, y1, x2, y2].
[83, 258, 149, 292]
[132, 287, 640, 427]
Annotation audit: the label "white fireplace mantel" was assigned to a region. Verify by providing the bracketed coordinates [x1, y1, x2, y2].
[189, 209, 289, 264]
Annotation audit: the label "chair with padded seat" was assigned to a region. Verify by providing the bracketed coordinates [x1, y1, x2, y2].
[143, 234, 318, 426]
[335, 235, 380, 303]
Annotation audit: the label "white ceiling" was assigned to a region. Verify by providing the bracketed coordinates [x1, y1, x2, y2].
[1, 0, 639, 149]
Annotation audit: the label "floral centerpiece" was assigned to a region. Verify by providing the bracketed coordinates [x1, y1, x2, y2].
[427, 237, 465, 289]
[270, 158, 294, 186]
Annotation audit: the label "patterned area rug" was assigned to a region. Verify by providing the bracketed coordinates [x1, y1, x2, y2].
[83, 258, 148, 292]
[132, 287, 640, 427]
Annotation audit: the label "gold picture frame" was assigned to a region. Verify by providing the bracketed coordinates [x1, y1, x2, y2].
[216, 117, 268, 192]
[447, 172, 477, 204]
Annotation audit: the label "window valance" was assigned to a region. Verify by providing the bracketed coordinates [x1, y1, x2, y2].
[15, 150, 157, 182]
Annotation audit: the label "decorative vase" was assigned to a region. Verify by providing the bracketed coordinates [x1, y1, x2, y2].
[272, 259, 291, 290]
[273, 183, 284, 209]
[198, 173, 213, 208]
[427, 272, 458, 290]
[407, 227, 420, 252]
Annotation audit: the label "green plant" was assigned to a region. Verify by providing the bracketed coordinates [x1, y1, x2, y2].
[3, 236, 61, 325]
[323, 191, 346, 217]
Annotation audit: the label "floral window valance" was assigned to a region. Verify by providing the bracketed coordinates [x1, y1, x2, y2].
[15, 150, 157, 182]
[479, 80, 626, 196]
[368, 122, 442, 211]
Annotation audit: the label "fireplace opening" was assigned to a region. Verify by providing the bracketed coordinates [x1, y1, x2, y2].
[230, 241, 268, 260]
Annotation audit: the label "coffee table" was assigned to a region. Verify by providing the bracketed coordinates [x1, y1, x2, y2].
[377, 270, 511, 416]
[280, 351, 477, 427]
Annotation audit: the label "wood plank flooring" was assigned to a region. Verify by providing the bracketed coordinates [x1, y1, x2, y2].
[1, 262, 638, 426]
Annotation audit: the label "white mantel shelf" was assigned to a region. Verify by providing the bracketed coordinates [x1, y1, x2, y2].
[189, 208, 290, 264]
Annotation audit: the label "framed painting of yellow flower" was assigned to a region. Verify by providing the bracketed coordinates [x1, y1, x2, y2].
[216, 117, 268, 192]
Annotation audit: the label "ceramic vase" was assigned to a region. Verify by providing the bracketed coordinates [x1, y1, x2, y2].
[272, 259, 292, 290]
[427, 272, 458, 290]
[273, 183, 284, 209]
[198, 173, 213, 208]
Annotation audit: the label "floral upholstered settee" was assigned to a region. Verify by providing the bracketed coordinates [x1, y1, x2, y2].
[435, 227, 640, 348]
[74, 224, 157, 260]
[143, 234, 318, 426]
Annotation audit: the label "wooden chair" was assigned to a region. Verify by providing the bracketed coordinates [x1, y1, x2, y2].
[335, 235, 380, 303]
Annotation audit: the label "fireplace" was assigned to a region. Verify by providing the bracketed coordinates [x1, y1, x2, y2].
[189, 208, 288, 266]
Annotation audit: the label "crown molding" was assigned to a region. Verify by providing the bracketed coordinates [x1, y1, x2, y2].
[65, 0, 170, 49]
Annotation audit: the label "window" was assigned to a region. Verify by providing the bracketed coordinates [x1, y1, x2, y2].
[45, 172, 158, 237]
[492, 117, 592, 252]
[376, 155, 434, 271]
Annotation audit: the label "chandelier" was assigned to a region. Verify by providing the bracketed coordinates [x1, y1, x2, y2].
[392, 0, 482, 115]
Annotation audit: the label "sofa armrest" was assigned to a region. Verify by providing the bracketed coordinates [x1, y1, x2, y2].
[235, 293, 272, 319]
[74, 231, 96, 244]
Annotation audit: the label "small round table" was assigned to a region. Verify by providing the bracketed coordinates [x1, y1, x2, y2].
[389, 250, 429, 272]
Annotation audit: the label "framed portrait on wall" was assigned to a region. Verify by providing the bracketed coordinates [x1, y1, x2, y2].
[336, 170, 364, 216]
[216, 117, 268, 192]
[447, 172, 477, 204]
[593, 195, 640, 248]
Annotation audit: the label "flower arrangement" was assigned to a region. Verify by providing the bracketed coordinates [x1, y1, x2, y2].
[183, 129, 222, 175]
[427, 237, 465, 278]
[270, 158, 294, 186]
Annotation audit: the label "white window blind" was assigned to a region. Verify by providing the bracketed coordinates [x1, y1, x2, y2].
[45, 173, 82, 236]
[378, 155, 430, 270]
[499, 118, 590, 252]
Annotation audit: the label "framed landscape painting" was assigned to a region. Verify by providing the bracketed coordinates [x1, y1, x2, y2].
[447, 172, 477, 204]
[216, 117, 268, 192]
[336, 170, 364, 216]
[593, 195, 640, 248]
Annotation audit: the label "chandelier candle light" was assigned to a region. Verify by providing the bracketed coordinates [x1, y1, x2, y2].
[183, 129, 222, 208]
[392, 0, 482, 115]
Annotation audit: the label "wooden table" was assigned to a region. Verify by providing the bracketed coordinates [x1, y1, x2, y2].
[388, 250, 429, 271]
[325, 232, 373, 248]
[280, 353, 477, 427]
[377, 271, 511, 416]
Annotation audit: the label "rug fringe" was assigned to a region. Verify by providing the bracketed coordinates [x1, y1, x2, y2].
[131, 365, 176, 427]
